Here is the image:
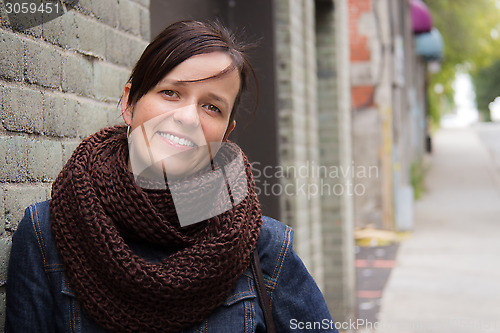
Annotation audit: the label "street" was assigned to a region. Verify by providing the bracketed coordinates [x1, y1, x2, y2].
[373, 124, 500, 333]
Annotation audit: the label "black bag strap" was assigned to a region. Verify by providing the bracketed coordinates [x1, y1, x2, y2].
[251, 250, 277, 333]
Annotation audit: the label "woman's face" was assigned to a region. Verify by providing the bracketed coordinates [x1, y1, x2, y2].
[121, 52, 240, 179]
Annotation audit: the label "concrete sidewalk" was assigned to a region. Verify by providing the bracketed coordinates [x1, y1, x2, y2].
[373, 127, 500, 333]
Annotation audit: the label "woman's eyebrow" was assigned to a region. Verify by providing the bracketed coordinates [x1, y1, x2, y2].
[158, 78, 186, 86]
[207, 93, 229, 109]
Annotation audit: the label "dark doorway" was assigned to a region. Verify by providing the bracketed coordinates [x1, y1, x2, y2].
[150, 0, 281, 219]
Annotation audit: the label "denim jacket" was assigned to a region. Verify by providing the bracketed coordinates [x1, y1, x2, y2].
[6, 201, 338, 333]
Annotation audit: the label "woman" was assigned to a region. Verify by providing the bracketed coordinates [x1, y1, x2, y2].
[6, 20, 337, 333]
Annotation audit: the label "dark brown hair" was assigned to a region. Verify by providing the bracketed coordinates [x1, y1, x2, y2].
[125, 20, 257, 124]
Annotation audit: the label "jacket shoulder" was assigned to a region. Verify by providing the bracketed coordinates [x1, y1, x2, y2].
[14, 200, 60, 266]
[257, 216, 294, 287]
[258, 216, 293, 249]
[257, 217, 336, 331]
[24, 200, 52, 233]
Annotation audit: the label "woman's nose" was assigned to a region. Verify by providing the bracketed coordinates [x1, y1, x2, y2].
[172, 103, 200, 128]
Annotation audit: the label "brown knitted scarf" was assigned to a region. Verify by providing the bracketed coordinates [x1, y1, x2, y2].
[50, 126, 262, 332]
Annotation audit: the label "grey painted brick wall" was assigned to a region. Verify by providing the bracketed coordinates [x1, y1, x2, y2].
[274, 3, 356, 324]
[333, 0, 356, 327]
[274, 1, 357, 324]
[274, 0, 324, 286]
[303, 0, 324, 290]
[316, 0, 356, 325]
[0, 0, 150, 328]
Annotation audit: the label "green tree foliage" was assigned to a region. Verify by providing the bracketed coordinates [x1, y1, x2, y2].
[424, 0, 500, 123]
[472, 60, 500, 120]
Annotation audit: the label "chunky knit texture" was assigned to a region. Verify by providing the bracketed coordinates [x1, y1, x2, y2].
[50, 126, 262, 332]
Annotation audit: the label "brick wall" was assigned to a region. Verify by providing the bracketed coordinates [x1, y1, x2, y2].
[316, 0, 356, 325]
[275, 0, 356, 325]
[0, 0, 150, 327]
[303, 0, 324, 291]
[348, 0, 393, 230]
[274, 0, 323, 283]
[348, 0, 375, 109]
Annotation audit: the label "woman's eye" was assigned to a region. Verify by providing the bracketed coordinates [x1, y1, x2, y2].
[204, 104, 221, 113]
[162, 90, 178, 98]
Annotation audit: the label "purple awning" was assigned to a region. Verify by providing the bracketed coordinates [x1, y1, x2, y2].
[411, 0, 433, 34]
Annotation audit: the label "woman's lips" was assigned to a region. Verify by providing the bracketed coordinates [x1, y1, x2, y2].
[157, 131, 198, 151]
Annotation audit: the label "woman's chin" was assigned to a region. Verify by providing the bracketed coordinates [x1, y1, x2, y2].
[133, 156, 211, 183]
[162, 156, 212, 179]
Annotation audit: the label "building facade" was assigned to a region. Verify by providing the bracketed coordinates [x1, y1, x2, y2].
[0, 0, 432, 330]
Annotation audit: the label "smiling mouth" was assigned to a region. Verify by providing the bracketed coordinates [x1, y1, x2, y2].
[157, 131, 198, 148]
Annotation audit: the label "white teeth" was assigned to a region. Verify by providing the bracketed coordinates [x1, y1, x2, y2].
[159, 132, 196, 147]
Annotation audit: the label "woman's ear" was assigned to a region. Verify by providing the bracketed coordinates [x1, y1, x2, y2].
[223, 121, 236, 141]
[121, 83, 133, 125]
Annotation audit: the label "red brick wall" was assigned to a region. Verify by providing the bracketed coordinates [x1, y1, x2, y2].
[349, 0, 371, 62]
[352, 86, 375, 108]
[349, 0, 374, 108]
